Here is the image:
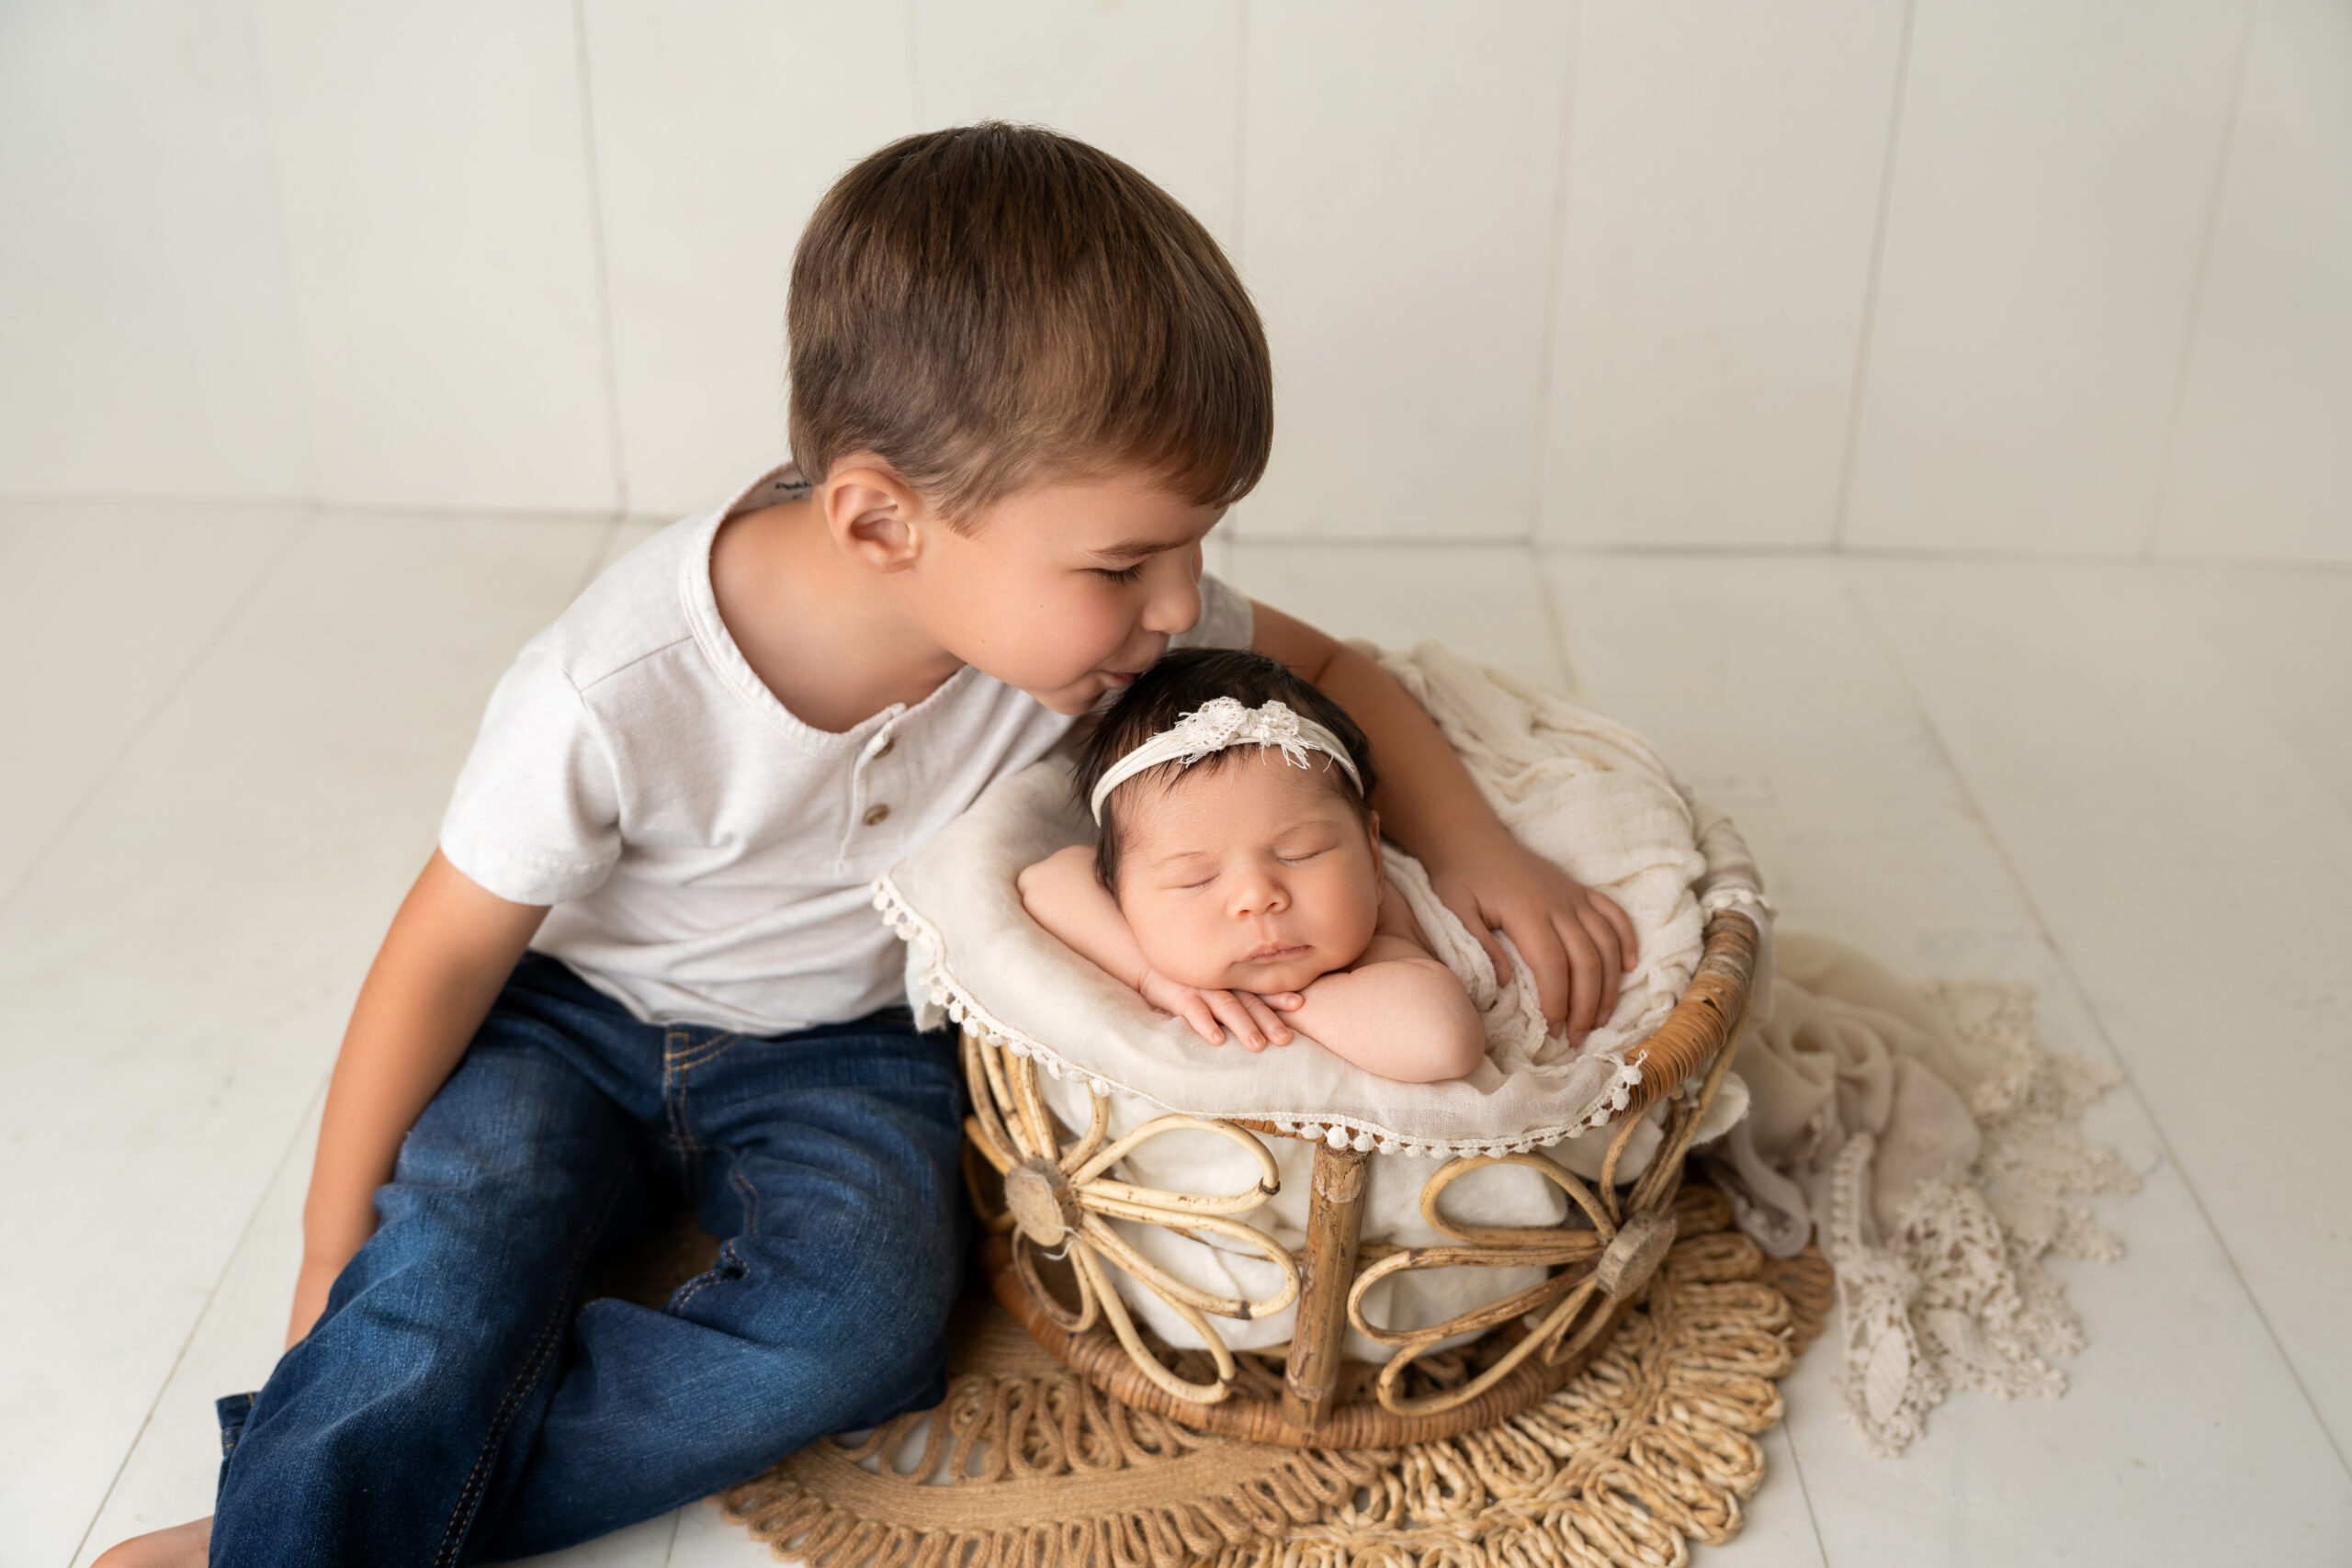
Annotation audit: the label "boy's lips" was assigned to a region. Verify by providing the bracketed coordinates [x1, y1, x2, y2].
[1243, 942, 1310, 963]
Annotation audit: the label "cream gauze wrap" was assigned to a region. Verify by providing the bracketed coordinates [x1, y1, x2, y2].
[876, 643, 2133, 1452]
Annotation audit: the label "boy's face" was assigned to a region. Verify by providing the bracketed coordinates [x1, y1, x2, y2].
[909, 471, 1227, 716]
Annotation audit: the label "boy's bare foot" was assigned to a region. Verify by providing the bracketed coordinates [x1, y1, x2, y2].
[92, 1516, 210, 1568]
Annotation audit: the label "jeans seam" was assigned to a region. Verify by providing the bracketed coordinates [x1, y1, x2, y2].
[668, 1235, 745, 1316]
[673, 1031, 741, 1071]
[429, 1150, 637, 1568]
[729, 1155, 761, 1239]
[662, 1028, 697, 1158]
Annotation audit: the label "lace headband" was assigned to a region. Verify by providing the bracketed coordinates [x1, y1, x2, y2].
[1088, 696, 1364, 824]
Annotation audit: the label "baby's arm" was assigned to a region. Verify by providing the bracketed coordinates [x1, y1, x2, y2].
[1017, 844, 1299, 1050]
[1284, 882, 1487, 1083]
[290, 851, 547, 1347]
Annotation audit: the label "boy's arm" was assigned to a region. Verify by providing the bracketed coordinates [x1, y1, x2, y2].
[1249, 602, 1638, 1043]
[289, 850, 547, 1348]
[1016, 845, 1298, 1050]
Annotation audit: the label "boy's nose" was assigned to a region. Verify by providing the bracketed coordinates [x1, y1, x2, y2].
[1138, 556, 1203, 637]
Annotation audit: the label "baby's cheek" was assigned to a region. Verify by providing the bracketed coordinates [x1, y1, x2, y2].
[1127, 902, 1228, 990]
[1305, 884, 1382, 966]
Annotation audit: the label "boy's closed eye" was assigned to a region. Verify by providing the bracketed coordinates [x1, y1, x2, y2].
[1092, 563, 1147, 583]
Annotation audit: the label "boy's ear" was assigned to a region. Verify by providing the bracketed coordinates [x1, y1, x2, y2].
[1365, 809, 1384, 876]
[820, 461, 927, 574]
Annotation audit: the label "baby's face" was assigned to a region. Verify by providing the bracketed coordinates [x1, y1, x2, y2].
[1112, 751, 1382, 997]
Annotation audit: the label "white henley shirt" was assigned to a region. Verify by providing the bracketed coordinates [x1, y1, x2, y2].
[438, 465, 1252, 1032]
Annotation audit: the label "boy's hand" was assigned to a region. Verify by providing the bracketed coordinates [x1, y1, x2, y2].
[1137, 967, 1303, 1050]
[1425, 829, 1636, 1043]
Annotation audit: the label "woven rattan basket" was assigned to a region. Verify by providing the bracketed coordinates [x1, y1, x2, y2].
[964, 908, 1759, 1448]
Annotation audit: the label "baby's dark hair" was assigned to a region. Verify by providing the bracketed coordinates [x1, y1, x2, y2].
[1071, 649, 1377, 894]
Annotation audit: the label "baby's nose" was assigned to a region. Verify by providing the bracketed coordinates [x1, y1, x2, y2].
[1230, 872, 1287, 916]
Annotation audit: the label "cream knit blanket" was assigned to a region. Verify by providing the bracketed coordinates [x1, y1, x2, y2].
[1381, 642, 2139, 1454]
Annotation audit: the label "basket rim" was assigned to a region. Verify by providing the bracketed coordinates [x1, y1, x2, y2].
[897, 866, 1759, 1155]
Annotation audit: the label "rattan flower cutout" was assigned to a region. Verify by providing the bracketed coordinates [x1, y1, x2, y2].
[1345, 1107, 1697, 1416]
[962, 1032, 1301, 1404]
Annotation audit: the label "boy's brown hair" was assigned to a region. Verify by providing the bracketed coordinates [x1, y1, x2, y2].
[787, 123, 1272, 521]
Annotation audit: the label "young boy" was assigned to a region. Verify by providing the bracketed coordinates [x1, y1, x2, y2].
[101, 123, 1632, 1566]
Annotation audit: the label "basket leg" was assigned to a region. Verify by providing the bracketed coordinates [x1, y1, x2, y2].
[1282, 1142, 1368, 1435]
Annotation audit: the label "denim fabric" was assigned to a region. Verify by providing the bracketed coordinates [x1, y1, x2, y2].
[210, 953, 967, 1566]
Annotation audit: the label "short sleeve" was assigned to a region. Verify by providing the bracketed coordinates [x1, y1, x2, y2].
[1171, 570, 1253, 652]
[438, 637, 623, 906]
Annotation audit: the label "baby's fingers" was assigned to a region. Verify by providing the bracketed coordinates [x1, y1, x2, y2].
[1238, 992, 1295, 1047]
[1207, 991, 1271, 1051]
[1178, 996, 1227, 1046]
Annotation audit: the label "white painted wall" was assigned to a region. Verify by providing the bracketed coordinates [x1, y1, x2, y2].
[1, 0, 2344, 561]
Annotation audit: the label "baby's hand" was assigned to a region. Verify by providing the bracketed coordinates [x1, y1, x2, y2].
[1137, 967, 1304, 1051]
[1425, 829, 1637, 1044]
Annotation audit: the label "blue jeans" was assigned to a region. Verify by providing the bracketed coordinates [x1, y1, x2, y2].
[210, 953, 968, 1565]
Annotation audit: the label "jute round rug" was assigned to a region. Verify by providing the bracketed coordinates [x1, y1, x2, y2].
[707, 1179, 1831, 1568]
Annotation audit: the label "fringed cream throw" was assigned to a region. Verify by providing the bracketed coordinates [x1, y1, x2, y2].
[1705, 943, 2140, 1452]
[1375, 643, 2137, 1453]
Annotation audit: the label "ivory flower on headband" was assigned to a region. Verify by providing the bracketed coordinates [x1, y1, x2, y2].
[1088, 697, 1365, 823]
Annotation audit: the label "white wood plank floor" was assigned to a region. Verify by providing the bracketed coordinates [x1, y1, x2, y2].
[4, 506, 2346, 1565]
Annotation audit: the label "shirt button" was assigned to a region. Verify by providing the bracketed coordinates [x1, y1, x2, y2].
[872, 735, 895, 759]
[863, 803, 891, 827]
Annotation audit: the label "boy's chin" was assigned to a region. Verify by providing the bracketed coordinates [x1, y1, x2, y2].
[1026, 677, 1118, 717]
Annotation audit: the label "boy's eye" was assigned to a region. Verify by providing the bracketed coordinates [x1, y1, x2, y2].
[1093, 563, 1146, 584]
[1277, 849, 1327, 865]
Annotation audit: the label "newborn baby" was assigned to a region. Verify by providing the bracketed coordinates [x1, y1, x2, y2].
[1018, 649, 1487, 1083]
